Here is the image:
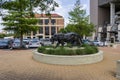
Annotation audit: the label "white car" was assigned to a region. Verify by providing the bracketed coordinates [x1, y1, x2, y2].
[93, 40, 108, 46]
[93, 40, 103, 46]
[28, 39, 41, 48]
[11, 40, 27, 49]
[40, 38, 52, 46]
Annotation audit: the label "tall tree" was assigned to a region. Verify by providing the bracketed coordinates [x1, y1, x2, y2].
[60, 0, 94, 37]
[2, 0, 58, 48]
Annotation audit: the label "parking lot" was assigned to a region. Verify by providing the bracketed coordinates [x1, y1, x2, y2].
[0, 46, 120, 80]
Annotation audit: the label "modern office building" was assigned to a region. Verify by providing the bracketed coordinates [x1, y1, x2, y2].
[90, 0, 120, 42]
[25, 14, 64, 39]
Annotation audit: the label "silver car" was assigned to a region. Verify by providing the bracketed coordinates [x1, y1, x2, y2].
[11, 40, 27, 49]
[40, 38, 52, 46]
[28, 39, 41, 48]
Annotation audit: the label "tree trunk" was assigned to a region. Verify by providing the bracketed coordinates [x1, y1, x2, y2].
[20, 32, 23, 48]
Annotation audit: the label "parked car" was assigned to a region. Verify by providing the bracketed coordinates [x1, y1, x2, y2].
[93, 40, 104, 46]
[10, 39, 27, 49]
[0, 39, 13, 49]
[40, 38, 52, 46]
[93, 40, 102, 46]
[82, 39, 94, 46]
[101, 41, 109, 46]
[23, 38, 30, 45]
[93, 40, 109, 47]
[28, 39, 41, 48]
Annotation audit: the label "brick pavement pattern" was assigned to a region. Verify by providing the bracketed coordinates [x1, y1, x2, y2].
[0, 46, 120, 80]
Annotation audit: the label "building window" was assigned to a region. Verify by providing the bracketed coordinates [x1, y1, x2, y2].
[38, 36, 43, 40]
[45, 37, 49, 38]
[39, 19, 43, 25]
[45, 26, 49, 35]
[39, 27, 43, 34]
[45, 19, 49, 25]
[51, 19, 56, 25]
[51, 26, 56, 35]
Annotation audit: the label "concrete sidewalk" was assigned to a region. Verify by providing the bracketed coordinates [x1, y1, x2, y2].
[0, 46, 120, 80]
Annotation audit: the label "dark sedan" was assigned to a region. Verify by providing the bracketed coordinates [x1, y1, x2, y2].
[0, 39, 12, 48]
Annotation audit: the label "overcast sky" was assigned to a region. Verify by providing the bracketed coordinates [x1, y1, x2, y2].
[0, 0, 89, 32]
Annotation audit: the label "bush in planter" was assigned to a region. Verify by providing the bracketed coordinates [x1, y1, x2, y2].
[44, 49, 55, 55]
[37, 46, 46, 53]
[91, 46, 98, 53]
[84, 45, 98, 54]
[76, 49, 85, 55]
[37, 45, 98, 55]
[44, 47, 75, 55]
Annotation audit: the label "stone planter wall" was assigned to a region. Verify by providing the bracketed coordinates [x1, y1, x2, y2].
[116, 60, 120, 79]
[33, 50, 103, 65]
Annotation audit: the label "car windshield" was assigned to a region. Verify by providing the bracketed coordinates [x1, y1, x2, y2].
[31, 40, 38, 43]
[40, 39, 50, 42]
[94, 40, 99, 42]
[0, 40, 8, 43]
[14, 41, 20, 43]
[14, 40, 20, 43]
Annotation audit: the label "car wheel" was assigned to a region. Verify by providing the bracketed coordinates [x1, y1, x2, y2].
[9, 47, 13, 50]
[25, 45, 29, 49]
[97, 44, 99, 46]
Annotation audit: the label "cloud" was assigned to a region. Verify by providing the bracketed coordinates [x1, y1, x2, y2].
[0, 0, 90, 32]
[53, 0, 75, 26]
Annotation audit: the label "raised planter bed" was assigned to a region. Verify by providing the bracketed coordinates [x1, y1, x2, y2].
[33, 50, 103, 65]
[116, 60, 120, 79]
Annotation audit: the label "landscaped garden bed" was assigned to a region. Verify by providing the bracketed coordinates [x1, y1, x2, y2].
[33, 45, 103, 65]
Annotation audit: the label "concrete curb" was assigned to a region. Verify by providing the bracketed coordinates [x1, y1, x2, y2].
[116, 60, 120, 79]
[33, 50, 103, 65]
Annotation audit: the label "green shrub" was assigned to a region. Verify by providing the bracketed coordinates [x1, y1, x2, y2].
[37, 45, 98, 55]
[37, 46, 46, 53]
[84, 46, 97, 54]
[44, 47, 75, 55]
[76, 49, 85, 55]
[44, 49, 55, 55]
[91, 46, 98, 53]
[81, 44, 90, 47]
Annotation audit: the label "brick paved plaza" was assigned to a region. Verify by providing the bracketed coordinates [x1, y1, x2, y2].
[0, 46, 120, 80]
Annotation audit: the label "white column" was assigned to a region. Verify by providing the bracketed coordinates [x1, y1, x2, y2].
[43, 27, 45, 39]
[31, 31, 33, 39]
[118, 24, 120, 41]
[92, 32, 95, 41]
[110, 3, 115, 25]
[107, 26, 111, 41]
[106, 33, 110, 41]
[98, 33, 101, 41]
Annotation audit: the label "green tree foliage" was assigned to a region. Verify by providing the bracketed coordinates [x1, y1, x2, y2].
[0, 33, 6, 38]
[1, 0, 58, 47]
[33, 0, 59, 14]
[0, 33, 14, 38]
[60, 0, 94, 37]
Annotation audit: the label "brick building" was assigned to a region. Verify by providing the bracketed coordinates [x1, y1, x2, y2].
[25, 14, 64, 39]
